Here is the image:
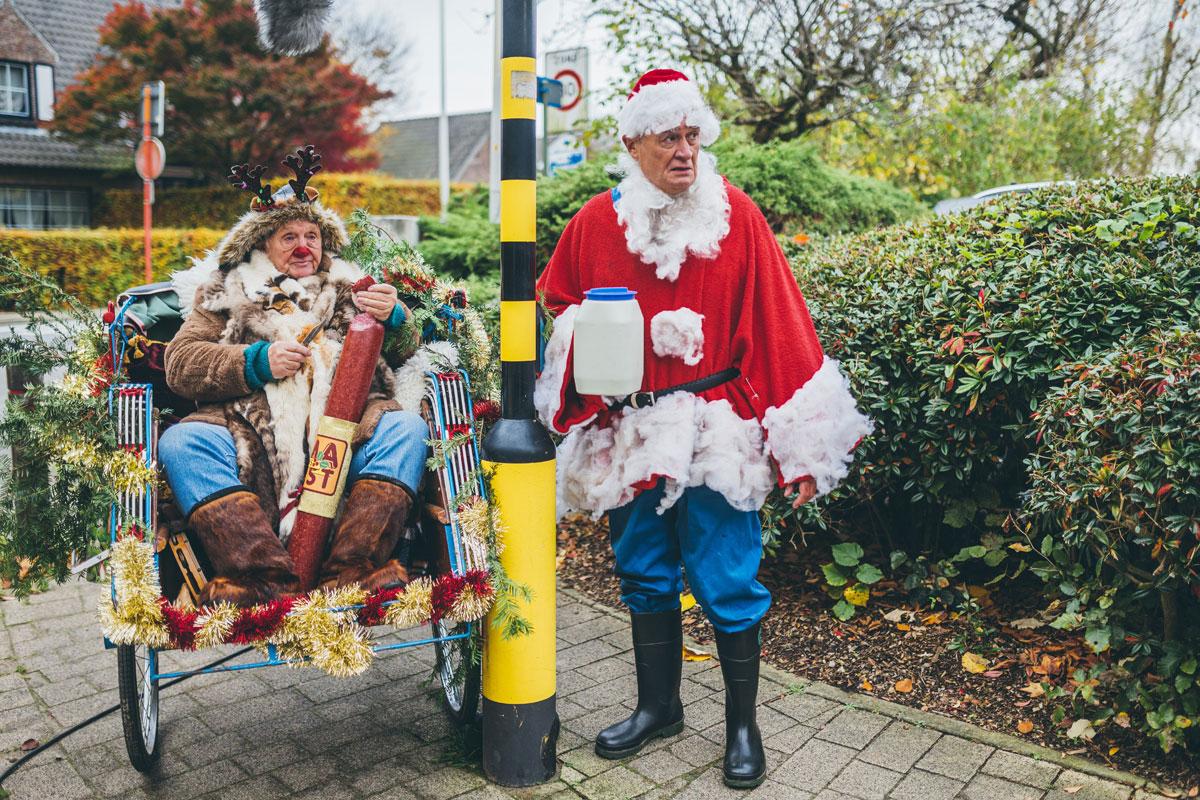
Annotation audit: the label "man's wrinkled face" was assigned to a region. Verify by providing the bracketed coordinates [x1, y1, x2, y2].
[264, 220, 322, 278]
[624, 124, 702, 195]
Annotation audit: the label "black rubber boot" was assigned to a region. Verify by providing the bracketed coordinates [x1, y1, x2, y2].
[715, 622, 766, 788]
[594, 609, 684, 758]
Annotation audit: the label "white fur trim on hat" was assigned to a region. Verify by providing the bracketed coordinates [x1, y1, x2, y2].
[618, 79, 720, 146]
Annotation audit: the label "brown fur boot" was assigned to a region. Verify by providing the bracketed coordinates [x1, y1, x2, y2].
[189, 490, 301, 607]
[318, 478, 412, 593]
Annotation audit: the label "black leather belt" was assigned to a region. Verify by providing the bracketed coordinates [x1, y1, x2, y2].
[608, 367, 740, 413]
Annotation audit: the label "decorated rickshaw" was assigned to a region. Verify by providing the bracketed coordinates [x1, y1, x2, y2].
[94, 215, 504, 772]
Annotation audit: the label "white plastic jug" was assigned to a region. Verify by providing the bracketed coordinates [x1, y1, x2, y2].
[573, 287, 644, 396]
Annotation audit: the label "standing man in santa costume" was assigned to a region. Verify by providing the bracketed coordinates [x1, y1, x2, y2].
[535, 69, 873, 788]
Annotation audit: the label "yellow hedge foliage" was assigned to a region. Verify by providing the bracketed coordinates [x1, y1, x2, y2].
[94, 173, 472, 229]
[0, 228, 224, 307]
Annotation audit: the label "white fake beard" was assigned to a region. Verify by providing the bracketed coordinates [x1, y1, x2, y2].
[614, 150, 731, 282]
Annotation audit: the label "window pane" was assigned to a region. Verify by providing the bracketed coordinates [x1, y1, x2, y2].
[1, 63, 30, 117]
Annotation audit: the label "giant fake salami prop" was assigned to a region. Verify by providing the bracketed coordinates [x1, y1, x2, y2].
[288, 278, 385, 589]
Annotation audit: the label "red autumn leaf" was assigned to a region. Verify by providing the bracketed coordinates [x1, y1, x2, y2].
[352, 276, 377, 293]
[20, 738, 39, 751]
[1156, 483, 1173, 498]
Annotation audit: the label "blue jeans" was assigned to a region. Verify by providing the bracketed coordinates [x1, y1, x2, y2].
[607, 481, 771, 633]
[159, 411, 429, 516]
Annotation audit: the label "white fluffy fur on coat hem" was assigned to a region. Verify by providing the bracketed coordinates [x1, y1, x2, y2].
[555, 393, 775, 519]
[761, 357, 873, 497]
[651, 307, 704, 365]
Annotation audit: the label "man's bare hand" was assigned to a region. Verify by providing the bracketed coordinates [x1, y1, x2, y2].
[268, 341, 311, 379]
[783, 477, 818, 509]
[354, 282, 406, 323]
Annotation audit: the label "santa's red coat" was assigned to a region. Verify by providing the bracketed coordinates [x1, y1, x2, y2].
[535, 179, 872, 518]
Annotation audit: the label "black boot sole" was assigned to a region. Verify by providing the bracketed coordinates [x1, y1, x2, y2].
[723, 769, 767, 789]
[594, 719, 684, 759]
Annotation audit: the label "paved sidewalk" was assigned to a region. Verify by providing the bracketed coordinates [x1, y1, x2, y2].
[0, 580, 1175, 800]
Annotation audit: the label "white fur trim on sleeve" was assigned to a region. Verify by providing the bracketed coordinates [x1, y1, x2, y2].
[534, 304, 595, 433]
[651, 307, 705, 365]
[618, 79, 720, 146]
[761, 358, 874, 497]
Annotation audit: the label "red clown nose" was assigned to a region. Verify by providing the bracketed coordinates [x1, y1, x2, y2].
[292, 246, 312, 258]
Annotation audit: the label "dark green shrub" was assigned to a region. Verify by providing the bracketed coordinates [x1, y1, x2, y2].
[1020, 326, 1200, 753]
[416, 187, 500, 278]
[789, 177, 1200, 557]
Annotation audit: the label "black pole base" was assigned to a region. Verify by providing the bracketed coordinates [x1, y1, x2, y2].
[482, 695, 560, 786]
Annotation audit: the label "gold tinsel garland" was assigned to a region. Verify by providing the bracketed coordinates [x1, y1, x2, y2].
[100, 537, 486, 678]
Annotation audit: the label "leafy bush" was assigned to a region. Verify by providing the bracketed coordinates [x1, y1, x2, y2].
[1020, 326, 1200, 753]
[95, 173, 470, 229]
[789, 177, 1200, 557]
[0, 228, 223, 308]
[420, 137, 926, 279]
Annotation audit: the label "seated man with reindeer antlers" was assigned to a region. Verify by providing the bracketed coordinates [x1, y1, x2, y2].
[158, 145, 426, 607]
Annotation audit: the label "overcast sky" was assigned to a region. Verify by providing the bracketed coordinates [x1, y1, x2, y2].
[353, 0, 629, 122]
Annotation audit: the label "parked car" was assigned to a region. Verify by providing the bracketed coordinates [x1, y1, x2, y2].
[933, 181, 1076, 215]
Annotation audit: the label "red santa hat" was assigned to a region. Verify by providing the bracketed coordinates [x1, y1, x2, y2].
[617, 69, 720, 147]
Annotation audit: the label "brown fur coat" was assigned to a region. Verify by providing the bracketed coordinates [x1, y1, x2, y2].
[165, 250, 400, 541]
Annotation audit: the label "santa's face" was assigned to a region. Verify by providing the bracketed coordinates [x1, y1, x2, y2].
[625, 124, 702, 195]
[264, 220, 323, 278]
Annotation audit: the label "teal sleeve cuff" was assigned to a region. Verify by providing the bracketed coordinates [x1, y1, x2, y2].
[243, 340, 273, 391]
[384, 303, 407, 330]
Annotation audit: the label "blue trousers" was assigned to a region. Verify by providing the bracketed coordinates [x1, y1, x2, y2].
[159, 411, 429, 516]
[607, 481, 771, 634]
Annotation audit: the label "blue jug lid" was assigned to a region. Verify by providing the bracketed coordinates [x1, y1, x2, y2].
[584, 286, 637, 301]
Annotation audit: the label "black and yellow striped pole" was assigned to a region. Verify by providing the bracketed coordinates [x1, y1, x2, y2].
[481, 0, 559, 786]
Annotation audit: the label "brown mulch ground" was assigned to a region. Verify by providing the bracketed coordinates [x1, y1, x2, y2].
[555, 514, 1200, 795]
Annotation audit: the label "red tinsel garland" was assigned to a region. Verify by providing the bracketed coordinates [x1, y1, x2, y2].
[158, 599, 198, 650]
[227, 597, 296, 644]
[356, 585, 405, 627]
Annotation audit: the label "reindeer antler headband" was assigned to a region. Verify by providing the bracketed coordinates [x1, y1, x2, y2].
[227, 144, 324, 212]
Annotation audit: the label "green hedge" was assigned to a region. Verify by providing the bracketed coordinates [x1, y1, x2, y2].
[789, 175, 1200, 753]
[0, 228, 223, 308]
[95, 173, 471, 229]
[418, 137, 927, 278]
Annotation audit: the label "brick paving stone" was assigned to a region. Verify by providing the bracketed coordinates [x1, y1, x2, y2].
[407, 766, 486, 799]
[774, 738, 859, 793]
[574, 655, 630, 685]
[747, 780, 815, 799]
[886, 769, 965, 800]
[569, 675, 638, 710]
[557, 669, 598, 697]
[199, 773, 292, 800]
[557, 615, 626, 645]
[913, 734, 993, 781]
[669, 732, 724, 768]
[576, 764, 654, 800]
[629, 747, 695, 781]
[558, 639, 622, 672]
[561, 743, 617, 778]
[1047, 770, 1134, 800]
[813, 791, 858, 800]
[1, 757, 94, 800]
[857, 721, 940, 773]
[959, 772, 1047, 800]
[981, 749, 1061, 789]
[767, 691, 839, 725]
[680, 695, 725, 732]
[815, 707, 891, 750]
[827, 759, 904, 800]
[763, 722, 817, 754]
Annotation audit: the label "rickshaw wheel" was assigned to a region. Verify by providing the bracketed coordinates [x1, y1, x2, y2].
[117, 643, 161, 772]
[432, 619, 481, 727]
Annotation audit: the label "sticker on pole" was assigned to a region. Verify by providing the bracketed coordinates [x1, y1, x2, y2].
[135, 138, 165, 181]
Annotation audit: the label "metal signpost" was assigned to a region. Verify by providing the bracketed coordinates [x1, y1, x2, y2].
[135, 81, 166, 285]
[537, 76, 563, 174]
[480, 0, 560, 786]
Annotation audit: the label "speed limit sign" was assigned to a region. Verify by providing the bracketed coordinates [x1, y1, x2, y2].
[546, 48, 588, 134]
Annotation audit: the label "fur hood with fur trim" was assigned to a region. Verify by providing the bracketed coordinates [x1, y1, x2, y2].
[214, 199, 349, 271]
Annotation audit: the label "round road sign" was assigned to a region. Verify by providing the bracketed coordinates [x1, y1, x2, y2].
[135, 137, 166, 181]
[554, 68, 583, 112]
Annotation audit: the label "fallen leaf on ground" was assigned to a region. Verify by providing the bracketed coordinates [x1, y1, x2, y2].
[982, 670, 1003, 678]
[1063, 787, 1083, 794]
[961, 652, 989, 673]
[894, 678, 913, 693]
[923, 612, 946, 625]
[1009, 542, 1033, 552]
[1108, 746, 1119, 756]
[897, 623, 911, 631]
[860, 679, 874, 692]
[1113, 711, 1130, 728]
[1066, 718, 1097, 740]
[1008, 617, 1043, 629]
[1017, 719, 1035, 734]
[19, 739, 38, 751]
[682, 645, 711, 662]
[883, 608, 912, 623]
[680, 593, 697, 612]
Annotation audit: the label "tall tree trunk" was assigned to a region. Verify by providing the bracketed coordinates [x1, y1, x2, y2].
[1140, 0, 1185, 175]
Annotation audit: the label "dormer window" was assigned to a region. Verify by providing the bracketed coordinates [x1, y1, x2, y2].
[1, 62, 31, 119]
